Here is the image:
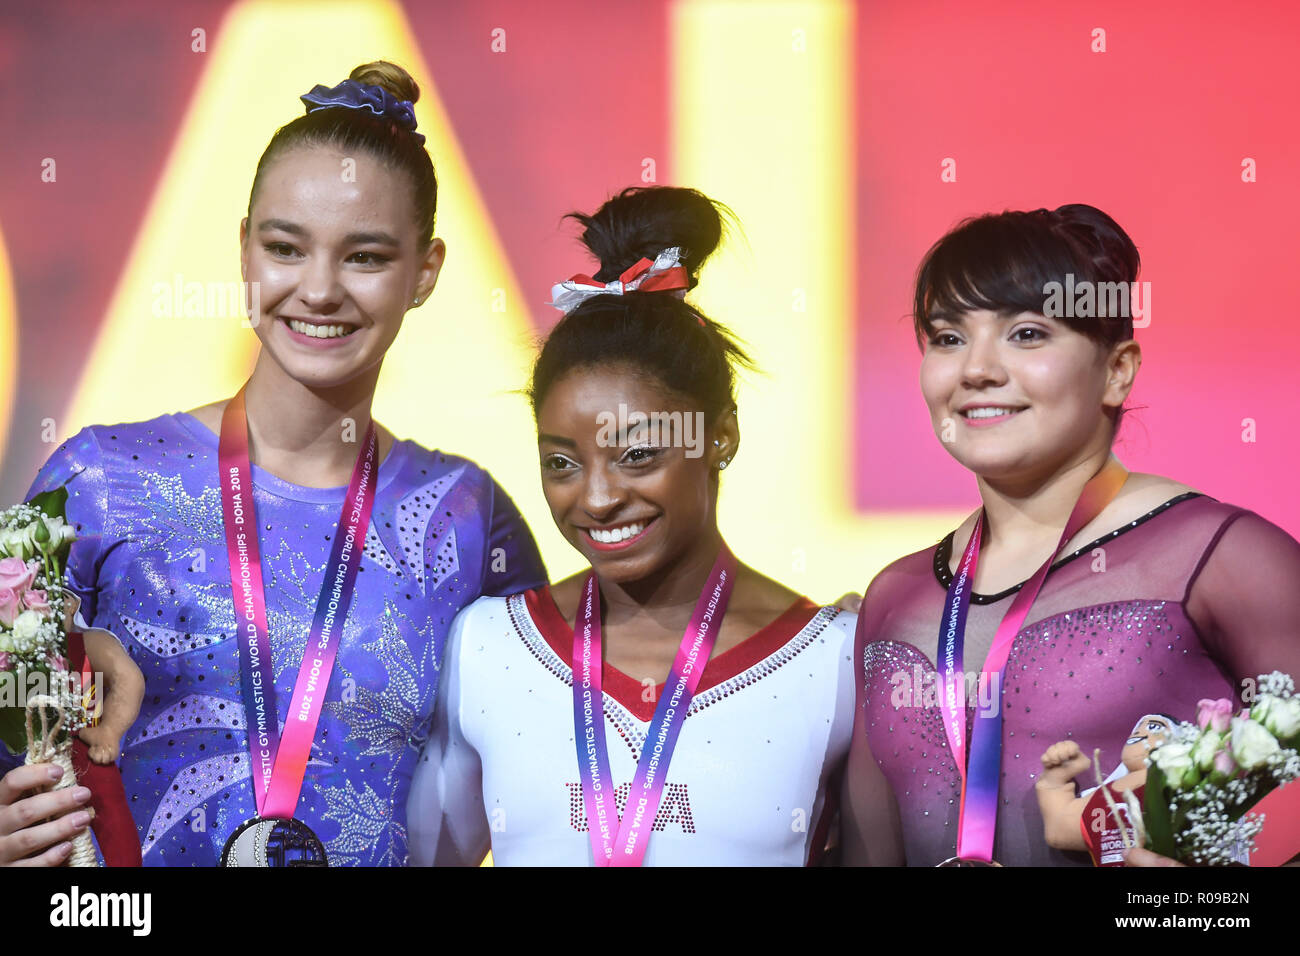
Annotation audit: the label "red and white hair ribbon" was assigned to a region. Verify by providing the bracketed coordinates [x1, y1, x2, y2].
[548, 247, 690, 313]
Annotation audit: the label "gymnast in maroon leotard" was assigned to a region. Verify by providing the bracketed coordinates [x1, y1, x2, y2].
[839, 204, 1300, 866]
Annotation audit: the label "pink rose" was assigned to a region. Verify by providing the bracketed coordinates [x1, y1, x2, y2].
[22, 588, 50, 615]
[0, 652, 9, 670]
[0, 556, 36, 593]
[1196, 698, 1234, 734]
[46, 653, 68, 672]
[0, 586, 19, 627]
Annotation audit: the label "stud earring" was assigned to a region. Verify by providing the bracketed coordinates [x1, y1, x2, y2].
[412, 296, 422, 305]
[718, 459, 730, 470]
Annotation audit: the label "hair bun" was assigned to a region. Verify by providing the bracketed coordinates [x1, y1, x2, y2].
[566, 186, 729, 288]
[349, 60, 420, 105]
[1050, 203, 1140, 283]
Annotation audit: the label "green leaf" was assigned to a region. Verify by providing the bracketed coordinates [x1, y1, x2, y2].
[1225, 789, 1253, 822]
[1143, 763, 1177, 858]
[0, 706, 28, 757]
[27, 487, 68, 521]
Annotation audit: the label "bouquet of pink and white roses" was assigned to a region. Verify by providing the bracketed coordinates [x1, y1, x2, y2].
[1143, 672, 1300, 865]
[0, 488, 102, 865]
[0, 489, 89, 755]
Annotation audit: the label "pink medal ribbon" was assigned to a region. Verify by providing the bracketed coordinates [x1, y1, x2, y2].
[218, 387, 379, 820]
[938, 459, 1128, 862]
[571, 546, 736, 866]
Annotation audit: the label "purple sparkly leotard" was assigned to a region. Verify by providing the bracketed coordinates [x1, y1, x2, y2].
[10, 413, 547, 866]
[855, 493, 1300, 866]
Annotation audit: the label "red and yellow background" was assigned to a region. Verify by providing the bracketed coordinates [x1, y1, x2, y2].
[1, 0, 1297, 600]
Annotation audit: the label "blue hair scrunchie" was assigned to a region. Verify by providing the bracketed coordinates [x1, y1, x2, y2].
[299, 79, 426, 146]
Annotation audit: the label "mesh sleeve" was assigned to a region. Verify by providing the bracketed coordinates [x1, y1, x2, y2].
[1185, 510, 1300, 694]
[840, 576, 908, 865]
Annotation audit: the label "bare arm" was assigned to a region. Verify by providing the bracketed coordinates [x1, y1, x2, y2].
[78, 628, 144, 764]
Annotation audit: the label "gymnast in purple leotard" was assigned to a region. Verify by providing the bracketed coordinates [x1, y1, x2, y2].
[0, 60, 546, 867]
[840, 204, 1300, 866]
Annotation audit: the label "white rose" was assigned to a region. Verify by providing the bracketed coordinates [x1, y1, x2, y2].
[0, 528, 29, 560]
[1150, 741, 1198, 790]
[1191, 729, 1224, 772]
[10, 609, 43, 653]
[0, 630, 14, 652]
[1252, 694, 1300, 742]
[18, 523, 40, 554]
[1230, 716, 1281, 771]
[44, 515, 76, 549]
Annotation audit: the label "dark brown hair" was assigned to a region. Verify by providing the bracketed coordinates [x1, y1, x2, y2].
[913, 203, 1140, 349]
[529, 186, 754, 425]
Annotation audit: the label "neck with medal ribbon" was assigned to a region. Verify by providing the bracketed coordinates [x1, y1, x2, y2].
[572, 545, 736, 866]
[936, 457, 1128, 866]
[216, 387, 378, 866]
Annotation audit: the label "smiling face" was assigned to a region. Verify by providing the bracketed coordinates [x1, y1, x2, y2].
[919, 309, 1138, 486]
[1122, 714, 1175, 771]
[536, 365, 734, 583]
[239, 146, 445, 390]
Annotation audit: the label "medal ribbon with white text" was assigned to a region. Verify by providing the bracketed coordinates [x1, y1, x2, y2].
[218, 386, 378, 819]
[937, 459, 1128, 862]
[572, 547, 736, 866]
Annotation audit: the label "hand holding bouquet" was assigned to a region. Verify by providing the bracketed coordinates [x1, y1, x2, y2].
[0, 491, 87, 747]
[0, 489, 99, 865]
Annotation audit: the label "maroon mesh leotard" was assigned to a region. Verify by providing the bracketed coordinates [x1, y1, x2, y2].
[854, 494, 1300, 866]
